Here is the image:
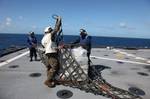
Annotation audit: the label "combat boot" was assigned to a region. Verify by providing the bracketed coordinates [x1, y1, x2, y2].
[44, 80, 56, 88]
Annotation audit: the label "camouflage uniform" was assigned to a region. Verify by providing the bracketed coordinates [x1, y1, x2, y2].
[46, 53, 59, 82]
[41, 16, 62, 87]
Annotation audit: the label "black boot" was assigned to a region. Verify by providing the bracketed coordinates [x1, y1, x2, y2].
[30, 58, 33, 62]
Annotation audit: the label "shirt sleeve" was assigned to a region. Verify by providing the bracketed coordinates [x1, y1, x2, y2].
[41, 35, 46, 47]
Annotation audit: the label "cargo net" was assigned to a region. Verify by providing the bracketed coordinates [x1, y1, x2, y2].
[38, 47, 142, 99]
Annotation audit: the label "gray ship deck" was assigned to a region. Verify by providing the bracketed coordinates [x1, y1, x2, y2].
[0, 48, 150, 99]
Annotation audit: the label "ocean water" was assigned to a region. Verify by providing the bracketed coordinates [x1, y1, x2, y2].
[0, 33, 150, 51]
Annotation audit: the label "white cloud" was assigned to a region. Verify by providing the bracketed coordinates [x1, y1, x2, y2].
[0, 17, 12, 31]
[6, 17, 12, 22]
[119, 22, 127, 28]
[6, 21, 11, 26]
[5, 17, 12, 26]
[19, 16, 23, 20]
[31, 25, 37, 29]
[0, 17, 16, 32]
[119, 22, 136, 31]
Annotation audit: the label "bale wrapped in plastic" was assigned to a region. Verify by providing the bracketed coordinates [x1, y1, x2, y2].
[60, 46, 88, 81]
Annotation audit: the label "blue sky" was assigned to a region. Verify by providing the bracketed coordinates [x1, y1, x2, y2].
[0, 0, 150, 38]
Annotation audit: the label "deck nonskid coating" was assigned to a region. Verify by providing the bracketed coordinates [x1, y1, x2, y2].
[0, 48, 150, 99]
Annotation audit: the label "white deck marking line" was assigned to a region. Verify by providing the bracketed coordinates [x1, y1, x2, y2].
[91, 56, 150, 65]
[0, 51, 29, 67]
[113, 49, 149, 61]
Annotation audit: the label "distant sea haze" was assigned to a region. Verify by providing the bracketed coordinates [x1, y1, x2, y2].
[0, 33, 150, 51]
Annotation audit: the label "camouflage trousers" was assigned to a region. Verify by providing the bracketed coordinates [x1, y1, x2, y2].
[46, 53, 59, 81]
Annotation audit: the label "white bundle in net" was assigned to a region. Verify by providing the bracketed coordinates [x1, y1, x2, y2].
[59, 46, 89, 81]
[71, 46, 89, 75]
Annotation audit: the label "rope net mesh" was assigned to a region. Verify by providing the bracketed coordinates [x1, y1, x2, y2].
[38, 47, 142, 99]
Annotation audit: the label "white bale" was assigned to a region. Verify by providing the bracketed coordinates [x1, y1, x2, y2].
[71, 46, 89, 75]
[60, 46, 89, 81]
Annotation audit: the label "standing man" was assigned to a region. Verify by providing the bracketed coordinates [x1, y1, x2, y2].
[72, 29, 92, 66]
[41, 15, 62, 88]
[27, 32, 37, 61]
